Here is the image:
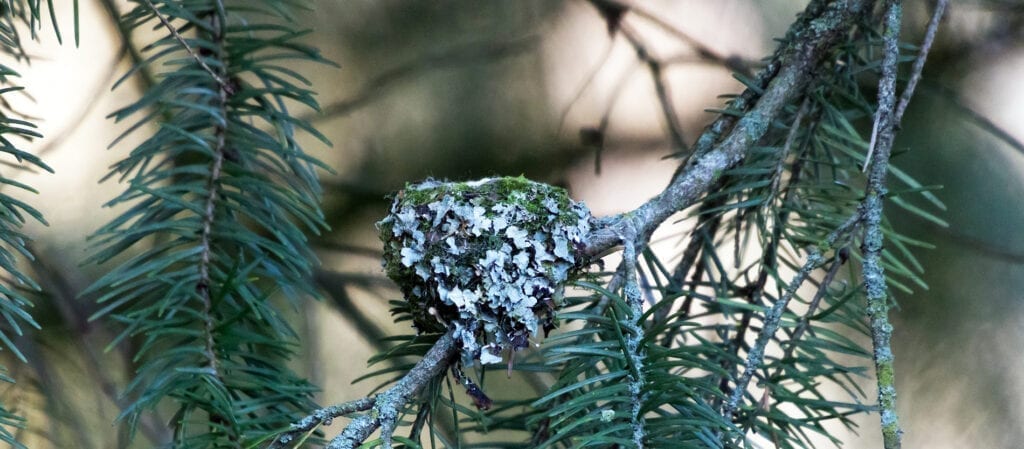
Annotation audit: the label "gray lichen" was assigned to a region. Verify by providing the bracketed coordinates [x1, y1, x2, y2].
[377, 177, 592, 365]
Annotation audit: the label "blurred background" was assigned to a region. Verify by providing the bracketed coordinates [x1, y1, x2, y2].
[2, 0, 1022, 447]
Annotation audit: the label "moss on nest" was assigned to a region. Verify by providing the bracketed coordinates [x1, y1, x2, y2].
[377, 177, 592, 364]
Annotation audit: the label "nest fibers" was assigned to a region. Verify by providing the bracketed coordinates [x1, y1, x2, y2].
[377, 177, 592, 365]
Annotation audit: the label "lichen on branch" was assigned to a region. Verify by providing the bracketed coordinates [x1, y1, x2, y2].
[377, 177, 593, 365]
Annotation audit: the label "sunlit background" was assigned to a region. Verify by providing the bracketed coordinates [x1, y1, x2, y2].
[3, 0, 1022, 447]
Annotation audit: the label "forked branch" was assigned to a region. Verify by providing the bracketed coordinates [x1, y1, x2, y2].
[275, 0, 951, 447]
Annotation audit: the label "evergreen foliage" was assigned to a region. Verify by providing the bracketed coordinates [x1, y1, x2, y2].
[0, 0, 72, 446]
[0, 0, 983, 448]
[286, 1, 947, 449]
[81, 0, 332, 447]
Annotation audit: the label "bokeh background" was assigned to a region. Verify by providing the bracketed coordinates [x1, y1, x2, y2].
[2, 0, 1022, 447]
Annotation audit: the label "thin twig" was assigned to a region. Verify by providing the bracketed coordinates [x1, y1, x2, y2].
[139, 0, 233, 93]
[195, 1, 230, 379]
[556, 36, 616, 137]
[769, 248, 848, 383]
[97, 0, 157, 91]
[616, 20, 688, 152]
[722, 213, 861, 427]
[718, 99, 812, 395]
[272, 333, 458, 448]
[894, 0, 949, 124]
[588, 0, 754, 77]
[267, 398, 376, 449]
[861, 1, 904, 447]
[324, 331, 459, 449]
[620, 237, 647, 448]
[920, 82, 1024, 157]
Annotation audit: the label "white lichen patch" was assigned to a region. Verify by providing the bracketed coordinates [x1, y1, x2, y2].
[377, 177, 592, 365]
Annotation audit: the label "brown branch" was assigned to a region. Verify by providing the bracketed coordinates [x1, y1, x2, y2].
[139, 0, 233, 94]
[616, 20, 689, 151]
[196, 0, 231, 383]
[589, 0, 754, 77]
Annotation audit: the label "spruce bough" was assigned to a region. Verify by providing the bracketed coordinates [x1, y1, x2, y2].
[0, 0, 956, 447]
[278, 1, 951, 448]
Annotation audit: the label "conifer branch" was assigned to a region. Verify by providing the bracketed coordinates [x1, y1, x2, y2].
[722, 213, 861, 428]
[321, 331, 459, 449]
[267, 398, 375, 449]
[304, 2, 951, 448]
[88, 0, 331, 445]
[620, 240, 648, 448]
[140, 0, 232, 93]
[862, 1, 904, 447]
[195, 0, 229, 380]
[585, 0, 870, 256]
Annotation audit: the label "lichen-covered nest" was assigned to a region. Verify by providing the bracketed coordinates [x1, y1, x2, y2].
[377, 177, 592, 364]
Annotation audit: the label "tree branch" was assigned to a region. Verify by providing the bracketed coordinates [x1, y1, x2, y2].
[195, 0, 231, 382]
[585, 0, 870, 256]
[267, 398, 375, 449]
[290, 2, 935, 448]
[304, 37, 536, 124]
[274, 331, 459, 449]
[619, 239, 648, 448]
[722, 213, 861, 428]
[862, 1, 905, 447]
[140, 0, 233, 93]
[894, 0, 948, 124]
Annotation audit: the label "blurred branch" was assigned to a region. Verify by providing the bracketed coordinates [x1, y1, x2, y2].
[617, 20, 688, 152]
[96, 0, 156, 91]
[314, 242, 383, 259]
[588, 0, 754, 77]
[16, 338, 95, 449]
[35, 47, 124, 160]
[921, 82, 1024, 157]
[30, 248, 171, 445]
[304, 36, 538, 124]
[313, 269, 392, 351]
[927, 222, 1024, 264]
[565, 0, 762, 168]
[573, 0, 760, 158]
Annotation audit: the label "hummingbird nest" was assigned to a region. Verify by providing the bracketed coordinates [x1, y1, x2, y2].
[377, 177, 592, 365]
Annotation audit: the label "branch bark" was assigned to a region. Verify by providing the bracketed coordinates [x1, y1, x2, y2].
[274, 332, 459, 449]
[585, 0, 871, 256]
[861, 1, 911, 448]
